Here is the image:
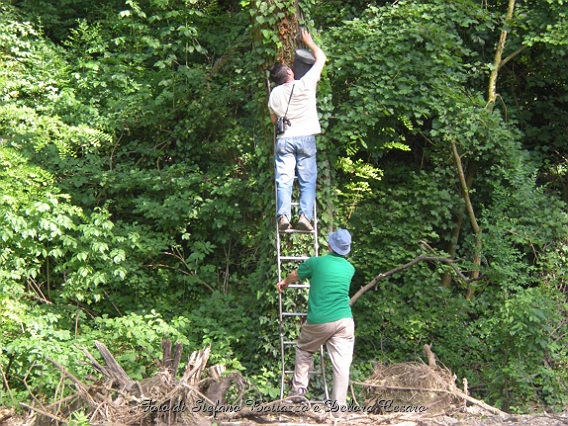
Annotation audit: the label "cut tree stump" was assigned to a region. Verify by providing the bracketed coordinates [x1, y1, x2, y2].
[22, 339, 211, 426]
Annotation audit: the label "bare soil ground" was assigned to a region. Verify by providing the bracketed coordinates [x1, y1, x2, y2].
[2, 405, 568, 426]
[211, 403, 568, 426]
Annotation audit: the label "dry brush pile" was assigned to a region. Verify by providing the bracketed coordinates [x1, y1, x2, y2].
[22, 340, 212, 425]
[10, 342, 514, 426]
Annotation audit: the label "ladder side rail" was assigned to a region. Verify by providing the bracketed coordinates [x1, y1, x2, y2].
[276, 169, 328, 402]
[275, 169, 286, 401]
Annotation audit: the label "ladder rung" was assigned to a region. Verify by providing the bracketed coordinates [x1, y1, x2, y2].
[283, 369, 324, 375]
[282, 312, 307, 317]
[283, 341, 296, 345]
[280, 256, 309, 261]
[288, 284, 309, 289]
[281, 228, 315, 234]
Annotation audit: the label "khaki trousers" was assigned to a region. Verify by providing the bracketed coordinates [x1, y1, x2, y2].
[292, 317, 355, 406]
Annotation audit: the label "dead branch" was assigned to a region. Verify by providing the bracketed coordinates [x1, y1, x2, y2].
[20, 403, 66, 423]
[537, 413, 568, 425]
[423, 344, 437, 368]
[78, 345, 109, 378]
[93, 340, 136, 391]
[355, 381, 508, 417]
[204, 371, 246, 405]
[46, 357, 95, 407]
[171, 342, 183, 378]
[181, 346, 211, 385]
[349, 255, 464, 306]
[162, 339, 172, 369]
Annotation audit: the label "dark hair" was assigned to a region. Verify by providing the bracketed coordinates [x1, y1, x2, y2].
[269, 62, 289, 86]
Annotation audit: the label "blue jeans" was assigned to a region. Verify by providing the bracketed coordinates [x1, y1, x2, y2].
[275, 135, 317, 222]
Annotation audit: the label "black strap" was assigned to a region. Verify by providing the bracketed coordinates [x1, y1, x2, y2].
[283, 84, 295, 120]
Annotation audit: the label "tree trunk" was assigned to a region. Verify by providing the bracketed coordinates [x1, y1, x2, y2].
[451, 141, 482, 300]
[488, 0, 517, 106]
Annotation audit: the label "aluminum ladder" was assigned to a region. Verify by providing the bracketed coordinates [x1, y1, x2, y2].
[276, 184, 329, 403]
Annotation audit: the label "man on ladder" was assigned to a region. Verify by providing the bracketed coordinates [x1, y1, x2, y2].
[277, 229, 355, 412]
[267, 29, 326, 232]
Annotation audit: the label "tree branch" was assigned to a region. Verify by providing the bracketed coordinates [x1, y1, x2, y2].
[451, 140, 482, 299]
[349, 255, 465, 306]
[499, 45, 528, 70]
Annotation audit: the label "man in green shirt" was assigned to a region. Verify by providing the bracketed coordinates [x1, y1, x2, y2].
[277, 229, 355, 408]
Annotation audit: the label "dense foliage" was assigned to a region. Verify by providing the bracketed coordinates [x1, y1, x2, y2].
[1, 0, 567, 413]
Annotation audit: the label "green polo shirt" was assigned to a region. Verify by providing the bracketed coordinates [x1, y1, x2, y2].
[298, 253, 355, 324]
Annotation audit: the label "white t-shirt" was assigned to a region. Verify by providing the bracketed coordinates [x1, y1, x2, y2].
[268, 66, 322, 138]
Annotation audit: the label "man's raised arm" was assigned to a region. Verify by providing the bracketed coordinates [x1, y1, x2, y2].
[300, 29, 326, 75]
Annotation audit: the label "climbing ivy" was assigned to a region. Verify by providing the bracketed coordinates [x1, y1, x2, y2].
[1, 0, 568, 413]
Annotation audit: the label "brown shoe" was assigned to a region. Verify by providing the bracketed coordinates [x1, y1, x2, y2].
[278, 215, 290, 232]
[284, 387, 307, 404]
[296, 214, 314, 232]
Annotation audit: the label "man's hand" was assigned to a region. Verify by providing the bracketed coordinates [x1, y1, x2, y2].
[298, 28, 326, 72]
[300, 28, 314, 46]
[277, 269, 299, 293]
